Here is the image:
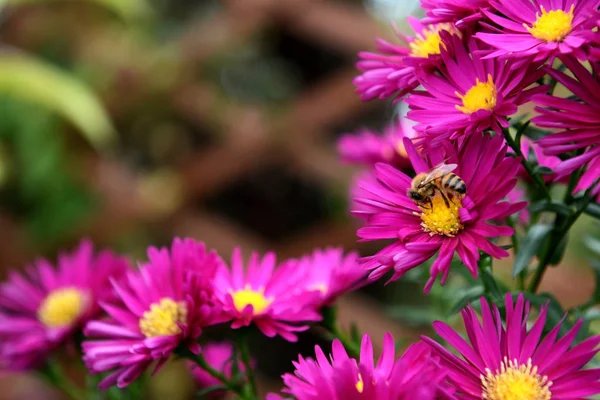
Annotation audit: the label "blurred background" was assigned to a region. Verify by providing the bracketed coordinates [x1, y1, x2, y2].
[0, 0, 597, 398]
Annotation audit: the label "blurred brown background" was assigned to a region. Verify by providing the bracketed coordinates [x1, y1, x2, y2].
[0, 0, 596, 398]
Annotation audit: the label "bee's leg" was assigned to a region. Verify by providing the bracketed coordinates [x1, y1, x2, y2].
[434, 186, 451, 208]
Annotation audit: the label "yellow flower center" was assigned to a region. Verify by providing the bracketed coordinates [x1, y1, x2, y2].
[356, 373, 364, 393]
[419, 193, 463, 237]
[230, 285, 273, 315]
[526, 5, 574, 42]
[139, 298, 187, 338]
[38, 287, 87, 328]
[409, 24, 453, 57]
[456, 74, 497, 114]
[482, 358, 552, 400]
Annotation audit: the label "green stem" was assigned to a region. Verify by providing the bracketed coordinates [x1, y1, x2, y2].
[39, 362, 88, 400]
[182, 349, 247, 398]
[502, 128, 551, 201]
[506, 216, 524, 290]
[235, 331, 258, 399]
[528, 185, 595, 293]
[320, 306, 360, 358]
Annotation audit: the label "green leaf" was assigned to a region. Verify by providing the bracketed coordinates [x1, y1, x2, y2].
[514, 120, 531, 144]
[517, 292, 570, 334]
[448, 285, 485, 316]
[512, 224, 553, 278]
[7, 0, 151, 20]
[349, 322, 361, 344]
[548, 233, 568, 266]
[586, 236, 600, 255]
[196, 385, 229, 398]
[0, 53, 115, 151]
[584, 203, 600, 220]
[528, 200, 572, 216]
[533, 166, 554, 175]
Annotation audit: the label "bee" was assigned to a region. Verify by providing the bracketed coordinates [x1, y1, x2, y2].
[407, 163, 466, 208]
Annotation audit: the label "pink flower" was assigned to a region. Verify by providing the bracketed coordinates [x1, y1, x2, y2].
[353, 17, 456, 102]
[421, 0, 490, 26]
[517, 137, 563, 183]
[506, 185, 530, 225]
[296, 248, 367, 307]
[187, 342, 247, 398]
[354, 134, 525, 292]
[212, 248, 322, 342]
[268, 333, 454, 400]
[82, 238, 224, 389]
[422, 293, 600, 398]
[533, 57, 600, 197]
[0, 240, 128, 371]
[406, 35, 546, 141]
[337, 121, 416, 170]
[476, 0, 600, 61]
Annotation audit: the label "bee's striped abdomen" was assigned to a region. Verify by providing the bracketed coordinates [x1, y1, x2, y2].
[442, 173, 466, 194]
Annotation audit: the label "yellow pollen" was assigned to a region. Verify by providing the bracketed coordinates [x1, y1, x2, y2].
[356, 373, 364, 393]
[230, 285, 273, 315]
[482, 358, 552, 400]
[38, 287, 87, 328]
[526, 5, 574, 42]
[419, 193, 463, 237]
[409, 24, 453, 58]
[456, 74, 497, 114]
[139, 298, 187, 338]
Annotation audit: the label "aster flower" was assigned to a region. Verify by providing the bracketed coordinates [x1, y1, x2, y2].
[353, 17, 456, 102]
[518, 137, 563, 183]
[533, 57, 600, 197]
[0, 240, 129, 371]
[267, 332, 453, 400]
[82, 238, 224, 389]
[506, 185, 531, 225]
[421, 0, 490, 26]
[422, 293, 600, 399]
[476, 0, 600, 61]
[187, 342, 248, 398]
[296, 248, 367, 307]
[212, 248, 322, 342]
[337, 121, 416, 170]
[406, 35, 546, 141]
[354, 134, 525, 292]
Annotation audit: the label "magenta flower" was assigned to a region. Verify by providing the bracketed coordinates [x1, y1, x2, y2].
[296, 248, 366, 307]
[267, 333, 453, 400]
[337, 121, 416, 170]
[506, 185, 531, 225]
[354, 134, 525, 292]
[421, 0, 490, 26]
[353, 17, 455, 102]
[406, 35, 546, 140]
[518, 137, 563, 183]
[533, 57, 600, 197]
[477, 0, 600, 61]
[212, 248, 322, 342]
[422, 293, 600, 399]
[187, 342, 248, 398]
[82, 238, 224, 389]
[0, 240, 128, 371]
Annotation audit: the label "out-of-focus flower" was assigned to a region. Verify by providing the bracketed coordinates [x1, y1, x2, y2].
[83, 238, 224, 389]
[354, 17, 456, 102]
[296, 248, 367, 307]
[213, 248, 322, 342]
[422, 293, 600, 399]
[533, 57, 600, 197]
[267, 333, 453, 400]
[0, 240, 128, 371]
[421, 0, 489, 27]
[354, 135, 525, 292]
[477, 0, 600, 61]
[406, 35, 546, 142]
[506, 185, 530, 225]
[187, 342, 248, 398]
[337, 121, 416, 170]
[517, 137, 562, 183]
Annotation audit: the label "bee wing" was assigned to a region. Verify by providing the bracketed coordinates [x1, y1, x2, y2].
[419, 163, 458, 186]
